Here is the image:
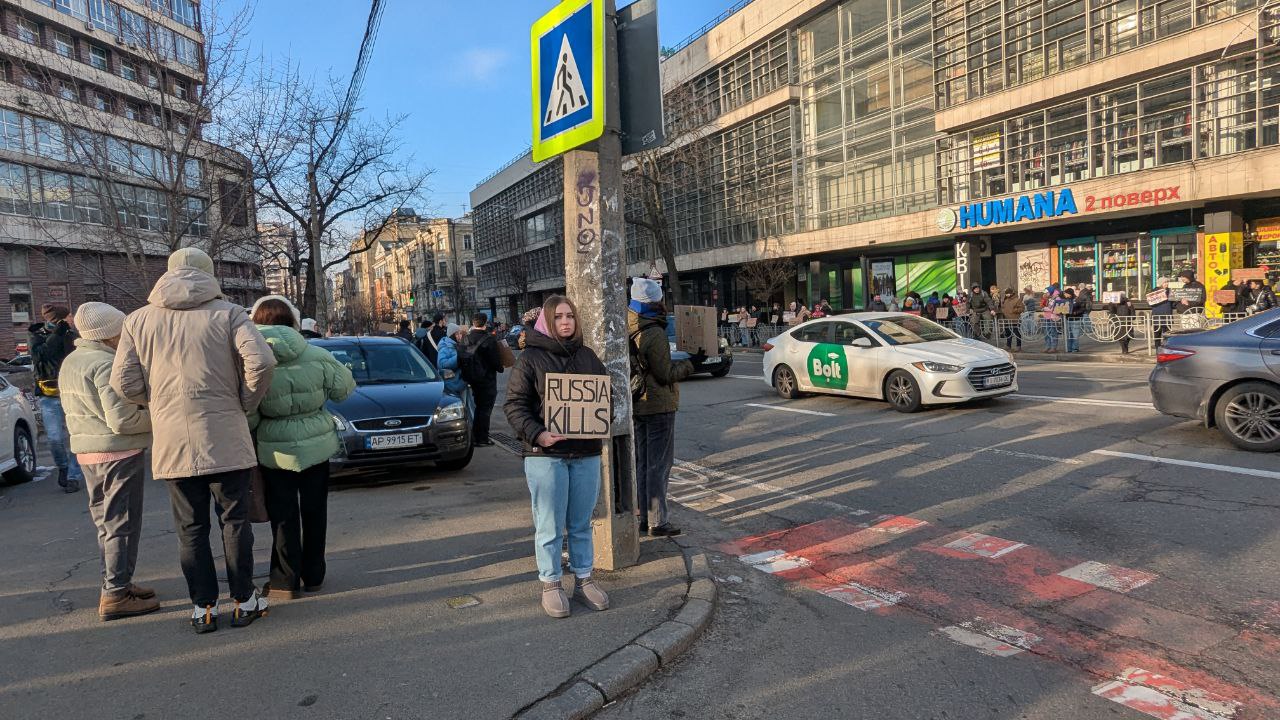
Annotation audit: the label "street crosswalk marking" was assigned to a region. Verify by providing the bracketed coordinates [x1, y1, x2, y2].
[1008, 393, 1155, 409]
[1091, 449, 1280, 481]
[743, 402, 836, 417]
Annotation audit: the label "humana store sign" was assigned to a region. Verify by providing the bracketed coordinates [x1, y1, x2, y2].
[937, 185, 1182, 233]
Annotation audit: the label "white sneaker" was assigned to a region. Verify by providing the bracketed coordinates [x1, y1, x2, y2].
[230, 589, 268, 627]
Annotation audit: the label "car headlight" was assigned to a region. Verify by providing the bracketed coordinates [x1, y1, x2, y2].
[434, 403, 466, 423]
[911, 361, 963, 373]
[719, 337, 729, 351]
[331, 413, 349, 431]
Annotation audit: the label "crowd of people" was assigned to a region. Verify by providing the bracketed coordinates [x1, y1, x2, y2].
[27, 248, 699, 628]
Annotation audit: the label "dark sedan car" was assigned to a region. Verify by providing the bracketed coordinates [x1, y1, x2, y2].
[311, 337, 473, 475]
[1149, 309, 1280, 452]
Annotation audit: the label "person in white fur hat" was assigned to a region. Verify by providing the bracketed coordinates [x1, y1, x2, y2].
[60, 302, 159, 621]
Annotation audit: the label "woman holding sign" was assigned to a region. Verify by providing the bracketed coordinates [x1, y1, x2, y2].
[503, 296, 612, 619]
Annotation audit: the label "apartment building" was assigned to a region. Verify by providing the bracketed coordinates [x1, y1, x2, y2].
[473, 0, 1280, 320]
[0, 0, 261, 353]
[347, 210, 477, 328]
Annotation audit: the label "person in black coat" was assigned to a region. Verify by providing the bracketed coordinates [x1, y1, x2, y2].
[1150, 277, 1175, 340]
[29, 303, 82, 493]
[462, 313, 503, 446]
[503, 295, 611, 619]
[1107, 295, 1136, 354]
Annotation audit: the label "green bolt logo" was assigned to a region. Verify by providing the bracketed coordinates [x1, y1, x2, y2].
[807, 343, 849, 391]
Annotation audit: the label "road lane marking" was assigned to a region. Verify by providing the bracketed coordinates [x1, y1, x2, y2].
[1009, 393, 1155, 409]
[743, 402, 837, 417]
[1090, 450, 1280, 480]
[1093, 668, 1239, 720]
[943, 532, 1027, 559]
[672, 460, 873, 517]
[938, 618, 1042, 657]
[973, 446, 1084, 465]
[1057, 560, 1158, 593]
[728, 374, 765, 380]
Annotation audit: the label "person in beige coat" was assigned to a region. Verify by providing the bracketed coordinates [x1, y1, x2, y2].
[111, 247, 276, 634]
[60, 302, 157, 622]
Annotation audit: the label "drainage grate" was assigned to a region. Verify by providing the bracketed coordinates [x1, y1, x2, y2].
[489, 432, 523, 456]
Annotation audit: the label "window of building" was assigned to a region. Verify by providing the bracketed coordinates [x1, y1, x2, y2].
[0, 162, 31, 215]
[0, 111, 22, 153]
[72, 175, 104, 224]
[58, 82, 78, 102]
[81, 254, 104, 302]
[464, 260, 474, 277]
[89, 45, 108, 71]
[31, 120, 67, 161]
[185, 196, 208, 237]
[463, 233, 473, 250]
[7, 247, 30, 276]
[37, 170, 74, 221]
[92, 91, 112, 113]
[112, 182, 135, 227]
[120, 60, 138, 82]
[465, 287, 476, 304]
[124, 101, 142, 121]
[218, 178, 248, 226]
[9, 282, 32, 324]
[134, 187, 165, 231]
[45, 251, 69, 277]
[173, 80, 188, 101]
[17, 18, 39, 45]
[53, 31, 74, 58]
[146, 67, 160, 89]
[183, 158, 202, 190]
[438, 261, 449, 278]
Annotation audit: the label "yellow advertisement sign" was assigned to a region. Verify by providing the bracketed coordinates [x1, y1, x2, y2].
[1204, 232, 1243, 318]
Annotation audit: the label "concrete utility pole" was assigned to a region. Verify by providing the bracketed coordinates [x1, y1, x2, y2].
[562, 0, 639, 571]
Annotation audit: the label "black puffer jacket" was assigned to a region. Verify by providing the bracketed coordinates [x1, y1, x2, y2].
[503, 327, 608, 458]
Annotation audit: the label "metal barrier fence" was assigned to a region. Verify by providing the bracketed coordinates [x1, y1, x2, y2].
[717, 311, 1251, 356]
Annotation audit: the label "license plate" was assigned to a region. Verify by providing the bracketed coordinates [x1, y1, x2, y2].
[366, 433, 423, 450]
[983, 374, 1013, 388]
[702, 356, 721, 364]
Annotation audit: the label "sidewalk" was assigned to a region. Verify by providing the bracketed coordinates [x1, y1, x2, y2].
[0, 423, 713, 720]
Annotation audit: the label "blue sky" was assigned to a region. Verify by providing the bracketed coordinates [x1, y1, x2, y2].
[236, 0, 737, 217]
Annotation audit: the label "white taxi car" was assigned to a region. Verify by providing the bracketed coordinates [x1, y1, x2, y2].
[762, 313, 1017, 412]
[0, 371, 38, 483]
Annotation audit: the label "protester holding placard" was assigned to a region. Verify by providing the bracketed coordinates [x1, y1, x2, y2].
[502, 295, 611, 619]
[1149, 277, 1174, 340]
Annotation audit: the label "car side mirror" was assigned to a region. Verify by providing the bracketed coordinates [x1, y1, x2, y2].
[851, 337, 873, 348]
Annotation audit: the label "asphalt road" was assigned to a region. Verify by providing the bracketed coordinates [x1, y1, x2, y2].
[601, 353, 1280, 720]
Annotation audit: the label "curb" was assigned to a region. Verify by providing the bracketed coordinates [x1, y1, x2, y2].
[514, 543, 717, 719]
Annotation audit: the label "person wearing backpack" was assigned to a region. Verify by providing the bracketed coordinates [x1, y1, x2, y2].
[461, 313, 503, 446]
[628, 278, 694, 537]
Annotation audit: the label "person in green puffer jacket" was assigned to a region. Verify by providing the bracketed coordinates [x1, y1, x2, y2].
[249, 296, 355, 600]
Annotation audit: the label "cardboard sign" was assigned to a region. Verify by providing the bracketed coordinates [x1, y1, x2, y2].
[727, 314, 739, 324]
[1213, 290, 1237, 305]
[543, 373, 611, 439]
[674, 305, 718, 354]
[1102, 291, 1123, 304]
[782, 311, 796, 324]
[1169, 287, 1204, 303]
[1145, 289, 1168, 305]
[1234, 268, 1266, 282]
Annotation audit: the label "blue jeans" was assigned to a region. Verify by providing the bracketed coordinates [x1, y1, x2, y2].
[1065, 318, 1081, 352]
[39, 397, 83, 483]
[1044, 320, 1060, 352]
[525, 455, 601, 582]
[738, 327, 750, 346]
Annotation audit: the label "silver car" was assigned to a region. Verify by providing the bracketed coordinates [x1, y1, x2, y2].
[0, 371, 38, 483]
[1149, 308, 1280, 452]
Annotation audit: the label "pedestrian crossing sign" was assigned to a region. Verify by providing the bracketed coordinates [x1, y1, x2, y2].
[531, 0, 604, 162]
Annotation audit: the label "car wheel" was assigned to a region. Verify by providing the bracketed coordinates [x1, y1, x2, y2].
[436, 443, 475, 471]
[1214, 382, 1280, 452]
[884, 370, 922, 413]
[709, 364, 732, 378]
[3, 425, 36, 484]
[773, 365, 801, 399]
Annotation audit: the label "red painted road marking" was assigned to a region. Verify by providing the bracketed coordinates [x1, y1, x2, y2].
[937, 617, 1042, 657]
[1058, 560, 1159, 593]
[801, 577, 905, 612]
[1093, 667, 1242, 720]
[941, 532, 1027, 559]
[738, 549, 812, 575]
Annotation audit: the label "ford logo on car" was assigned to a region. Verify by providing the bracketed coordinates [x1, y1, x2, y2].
[383, 419, 402, 427]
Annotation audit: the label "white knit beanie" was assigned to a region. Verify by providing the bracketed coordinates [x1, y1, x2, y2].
[631, 277, 662, 303]
[73, 302, 126, 341]
[168, 247, 216, 276]
[250, 294, 301, 327]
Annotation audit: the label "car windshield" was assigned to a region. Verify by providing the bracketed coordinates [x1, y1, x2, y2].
[863, 316, 958, 346]
[322, 343, 439, 385]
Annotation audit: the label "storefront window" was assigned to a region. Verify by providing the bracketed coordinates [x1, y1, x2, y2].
[1152, 229, 1198, 285]
[1098, 235, 1146, 298]
[1060, 240, 1097, 289]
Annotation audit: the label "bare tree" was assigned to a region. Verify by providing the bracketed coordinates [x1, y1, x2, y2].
[227, 63, 432, 327]
[12, 0, 259, 302]
[623, 83, 714, 307]
[738, 256, 794, 305]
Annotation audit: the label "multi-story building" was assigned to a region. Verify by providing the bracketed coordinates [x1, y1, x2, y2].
[259, 221, 303, 301]
[474, 0, 1280, 320]
[347, 210, 477, 327]
[0, 0, 263, 353]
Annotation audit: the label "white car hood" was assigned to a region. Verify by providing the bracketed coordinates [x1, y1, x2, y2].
[890, 338, 1009, 366]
